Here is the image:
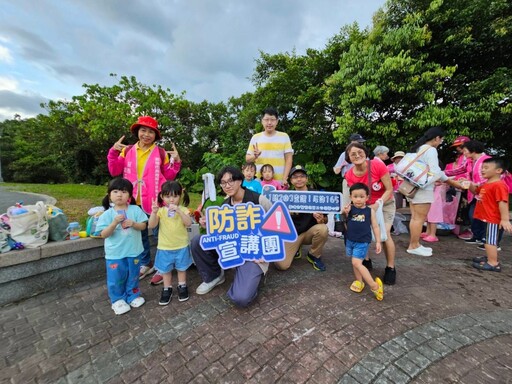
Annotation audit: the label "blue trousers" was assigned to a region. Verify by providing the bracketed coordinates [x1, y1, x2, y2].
[190, 234, 263, 307]
[469, 199, 486, 241]
[106, 258, 141, 304]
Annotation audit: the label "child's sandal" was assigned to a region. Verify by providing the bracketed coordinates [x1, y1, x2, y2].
[472, 261, 501, 272]
[372, 277, 384, 301]
[350, 280, 365, 293]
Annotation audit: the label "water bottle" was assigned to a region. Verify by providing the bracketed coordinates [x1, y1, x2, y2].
[67, 222, 81, 240]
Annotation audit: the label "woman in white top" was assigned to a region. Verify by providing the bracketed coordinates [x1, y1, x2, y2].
[407, 127, 459, 257]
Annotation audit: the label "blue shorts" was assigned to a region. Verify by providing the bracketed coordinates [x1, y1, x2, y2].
[155, 246, 192, 273]
[484, 222, 503, 246]
[345, 240, 370, 260]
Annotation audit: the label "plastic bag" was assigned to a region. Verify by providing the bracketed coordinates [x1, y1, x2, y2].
[371, 201, 388, 242]
[392, 212, 409, 235]
[8, 201, 49, 248]
[47, 205, 69, 242]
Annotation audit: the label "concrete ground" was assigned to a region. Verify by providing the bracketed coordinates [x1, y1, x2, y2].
[1, 230, 511, 384]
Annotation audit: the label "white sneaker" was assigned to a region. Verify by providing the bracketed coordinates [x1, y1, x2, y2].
[419, 245, 432, 252]
[196, 271, 225, 295]
[129, 296, 145, 308]
[139, 265, 155, 280]
[112, 299, 131, 315]
[407, 246, 432, 257]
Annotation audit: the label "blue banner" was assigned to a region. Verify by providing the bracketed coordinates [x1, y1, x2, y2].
[199, 201, 298, 270]
[262, 190, 342, 214]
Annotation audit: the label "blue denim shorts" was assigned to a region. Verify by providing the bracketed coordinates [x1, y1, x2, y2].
[155, 246, 192, 273]
[345, 239, 370, 260]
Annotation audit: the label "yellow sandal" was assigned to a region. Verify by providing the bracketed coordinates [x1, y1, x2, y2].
[372, 277, 384, 301]
[350, 280, 365, 293]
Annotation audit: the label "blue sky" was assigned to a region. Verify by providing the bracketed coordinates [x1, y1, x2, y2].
[0, 0, 385, 121]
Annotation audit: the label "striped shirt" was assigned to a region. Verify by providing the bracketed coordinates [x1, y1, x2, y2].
[247, 131, 293, 181]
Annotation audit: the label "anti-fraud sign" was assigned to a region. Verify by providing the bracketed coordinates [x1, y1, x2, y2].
[199, 201, 298, 270]
[262, 190, 343, 214]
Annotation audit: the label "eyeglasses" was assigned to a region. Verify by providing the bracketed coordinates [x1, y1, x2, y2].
[220, 179, 236, 188]
[262, 118, 277, 123]
[291, 174, 306, 179]
[349, 151, 366, 158]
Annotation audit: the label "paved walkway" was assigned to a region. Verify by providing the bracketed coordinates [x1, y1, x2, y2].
[1, 232, 511, 383]
[0, 186, 56, 214]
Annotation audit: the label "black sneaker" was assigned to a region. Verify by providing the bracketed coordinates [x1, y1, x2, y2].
[294, 248, 302, 259]
[465, 238, 479, 244]
[383, 267, 396, 285]
[159, 287, 172, 306]
[177, 285, 189, 302]
[362, 258, 373, 271]
[477, 244, 501, 251]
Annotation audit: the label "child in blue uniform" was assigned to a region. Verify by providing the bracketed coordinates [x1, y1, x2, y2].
[97, 177, 149, 315]
[343, 183, 384, 300]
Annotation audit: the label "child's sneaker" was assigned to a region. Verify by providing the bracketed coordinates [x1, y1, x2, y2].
[372, 277, 384, 301]
[177, 285, 189, 302]
[477, 244, 501, 251]
[111, 299, 131, 315]
[159, 287, 172, 305]
[129, 296, 145, 308]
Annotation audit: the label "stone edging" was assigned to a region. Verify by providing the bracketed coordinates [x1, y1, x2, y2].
[338, 309, 512, 383]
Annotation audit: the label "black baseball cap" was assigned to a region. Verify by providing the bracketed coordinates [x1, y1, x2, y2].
[289, 165, 307, 178]
[349, 133, 366, 143]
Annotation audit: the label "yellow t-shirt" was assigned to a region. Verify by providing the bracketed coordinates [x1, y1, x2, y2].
[122, 143, 170, 205]
[246, 131, 293, 180]
[156, 206, 190, 250]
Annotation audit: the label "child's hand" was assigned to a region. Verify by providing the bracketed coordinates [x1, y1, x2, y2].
[343, 203, 351, 215]
[198, 211, 206, 228]
[500, 219, 512, 233]
[121, 219, 134, 229]
[151, 198, 159, 213]
[375, 242, 382, 254]
[114, 214, 125, 224]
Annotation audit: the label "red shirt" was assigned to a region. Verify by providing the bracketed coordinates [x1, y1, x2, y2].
[345, 159, 390, 204]
[473, 180, 509, 224]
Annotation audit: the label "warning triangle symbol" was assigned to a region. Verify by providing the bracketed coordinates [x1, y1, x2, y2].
[260, 201, 297, 241]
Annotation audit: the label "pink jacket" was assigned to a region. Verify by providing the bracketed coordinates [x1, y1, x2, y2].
[445, 154, 472, 180]
[468, 153, 491, 201]
[107, 145, 181, 214]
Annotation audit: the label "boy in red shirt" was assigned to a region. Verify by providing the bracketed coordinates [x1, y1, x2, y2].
[465, 158, 512, 272]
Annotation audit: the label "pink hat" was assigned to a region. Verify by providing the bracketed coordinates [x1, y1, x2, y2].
[451, 135, 470, 147]
[130, 116, 161, 140]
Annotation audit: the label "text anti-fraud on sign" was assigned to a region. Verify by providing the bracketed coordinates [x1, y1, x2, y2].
[262, 190, 342, 214]
[199, 201, 297, 269]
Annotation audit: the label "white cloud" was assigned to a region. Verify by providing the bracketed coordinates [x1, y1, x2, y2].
[0, 76, 18, 91]
[0, 45, 13, 64]
[0, 0, 386, 121]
